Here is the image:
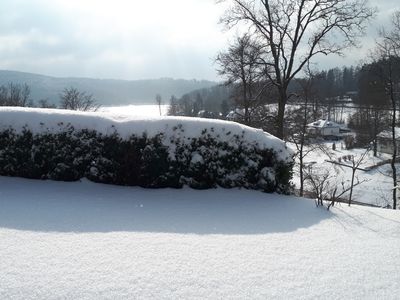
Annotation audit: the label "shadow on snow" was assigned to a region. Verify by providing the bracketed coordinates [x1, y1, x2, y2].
[0, 176, 332, 235]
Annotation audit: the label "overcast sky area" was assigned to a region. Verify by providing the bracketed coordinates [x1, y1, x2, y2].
[0, 0, 398, 81]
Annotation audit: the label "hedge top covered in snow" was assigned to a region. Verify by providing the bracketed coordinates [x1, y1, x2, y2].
[0, 107, 292, 161]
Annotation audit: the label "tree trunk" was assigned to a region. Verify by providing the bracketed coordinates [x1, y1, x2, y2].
[299, 93, 309, 197]
[389, 65, 397, 210]
[299, 148, 304, 197]
[391, 103, 397, 210]
[244, 84, 249, 125]
[349, 168, 356, 206]
[276, 88, 287, 139]
[373, 109, 378, 157]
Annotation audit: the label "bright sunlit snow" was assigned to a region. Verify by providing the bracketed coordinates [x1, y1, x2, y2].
[289, 142, 400, 208]
[99, 104, 170, 117]
[0, 176, 399, 299]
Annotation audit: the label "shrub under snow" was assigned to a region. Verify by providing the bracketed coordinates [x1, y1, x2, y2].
[0, 107, 293, 193]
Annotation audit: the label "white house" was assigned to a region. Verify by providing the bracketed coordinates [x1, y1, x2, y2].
[307, 119, 342, 138]
[377, 128, 400, 155]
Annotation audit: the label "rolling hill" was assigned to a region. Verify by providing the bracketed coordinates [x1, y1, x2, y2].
[0, 70, 217, 106]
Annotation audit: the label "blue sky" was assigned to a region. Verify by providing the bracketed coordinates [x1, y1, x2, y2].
[0, 0, 398, 81]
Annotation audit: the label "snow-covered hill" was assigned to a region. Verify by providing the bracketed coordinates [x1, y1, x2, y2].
[0, 176, 399, 299]
[0, 70, 216, 105]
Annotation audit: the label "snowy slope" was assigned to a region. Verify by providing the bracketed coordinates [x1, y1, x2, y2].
[0, 176, 399, 299]
[289, 142, 399, 207]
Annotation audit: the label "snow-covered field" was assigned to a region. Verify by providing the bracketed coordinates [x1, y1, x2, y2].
[99, 104, 170, 117]
[289, 142, 398, 207]
[0, 176, 399, 299]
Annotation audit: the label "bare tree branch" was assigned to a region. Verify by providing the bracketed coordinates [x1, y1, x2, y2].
[218, 0, 376, 138]
[59, 87, 100, 112]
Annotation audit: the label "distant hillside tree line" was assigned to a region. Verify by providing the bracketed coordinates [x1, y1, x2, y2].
[167, 85, 232, 118]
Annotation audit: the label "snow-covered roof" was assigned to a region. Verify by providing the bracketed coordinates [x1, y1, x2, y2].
[226, 109, 243, 118]
[226, 108, 250, 119]
[307, 119, 341, 129]
[377, 127, 400, 139]
[0, 107, 293, 162]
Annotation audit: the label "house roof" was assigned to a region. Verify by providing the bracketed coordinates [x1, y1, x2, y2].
[307, 119, 341, 129]
[377, 127, 400, 139]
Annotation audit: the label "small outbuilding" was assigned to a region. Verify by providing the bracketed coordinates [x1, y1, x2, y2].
[377, 128, 400, 155]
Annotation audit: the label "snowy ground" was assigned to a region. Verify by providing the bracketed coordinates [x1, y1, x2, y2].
[0, 176, 399, 299]
[99, 104, 170, 117]
[289, 141, 399, 207]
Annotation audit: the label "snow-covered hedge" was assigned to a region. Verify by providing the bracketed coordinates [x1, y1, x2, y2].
[0, 108, 293, 193]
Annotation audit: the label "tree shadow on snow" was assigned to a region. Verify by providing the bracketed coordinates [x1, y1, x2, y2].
[0, 177, 332, 235]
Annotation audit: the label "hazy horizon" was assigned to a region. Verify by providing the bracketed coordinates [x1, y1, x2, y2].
[0, 0, 398, 81]
[0, 68, 218, 83]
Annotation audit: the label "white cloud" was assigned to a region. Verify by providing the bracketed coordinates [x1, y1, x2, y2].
[0, 0, 397, 80]
[0, 0, 230, 80]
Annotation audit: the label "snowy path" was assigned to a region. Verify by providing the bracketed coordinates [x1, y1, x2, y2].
[0, 177, 399, 299]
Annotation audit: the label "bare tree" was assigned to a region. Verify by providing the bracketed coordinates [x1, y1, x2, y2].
[326, 176, 367, 210]
[0, 83, 31, 107]
[156, 94, 162, 116]
[371, 11, 400, 210]
[216, 33, 266, 125]
[289, 64, 320, 196]
[218, 0, 375, 138]
[38, 99, 57, 109]
[340, 148, 370, 205]
[167, 95, 179, 116]
[305, 166, 331, 207]
[59, 87, 100, 111]
[305, 158, 368, 209]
